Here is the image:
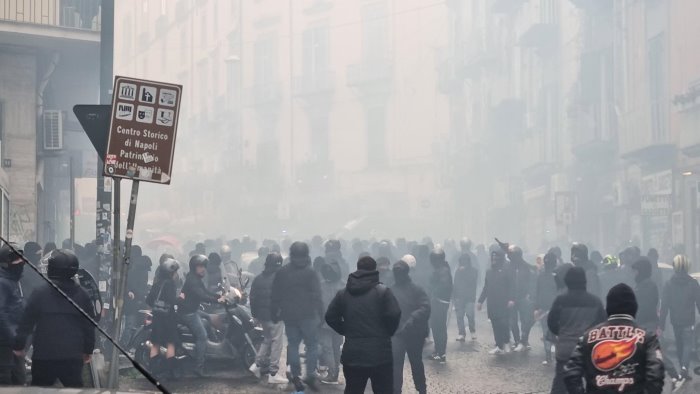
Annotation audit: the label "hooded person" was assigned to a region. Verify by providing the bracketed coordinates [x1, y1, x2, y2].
[206, 252, 224, 292]
[570, 243, 601, 298]
[13, 249, 95, 387]
[248, 253, 288, 385]
[270, 242, 323, 391]
[659, 255, 700, 380]
[0, 243, 25, 385]
[318, 258, 344, 385]
[506, 245, 536, 351]
[563, 283, 665, 394]
[324, 240, 349, 284]
[478, 249, 515, 354]
[325, 256, 401, 394]
[646, 248, 663, 292]
[247, 246, 269, 278]
[428, 248, 452, 362]
[631, 257, 658, 332]
[547, 267, 606, 394]
[453, 252, 478, 342]
[534, 252, 559, 365]
[390, 260, 430, 394]
[18, 242, 43, 298]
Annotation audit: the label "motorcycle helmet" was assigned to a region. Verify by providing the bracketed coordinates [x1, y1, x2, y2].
[189, 254, 208, 272]
[161, 258, 180, 275]
[602, 255, 619, 270]
[46, 249, 79, 280]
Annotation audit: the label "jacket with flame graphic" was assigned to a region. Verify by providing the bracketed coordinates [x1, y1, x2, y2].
[563, 315, 664, 394]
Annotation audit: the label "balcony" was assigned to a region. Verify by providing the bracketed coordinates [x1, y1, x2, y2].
[676, 83, 700, 156]
[247, 81, 283, 107]
[293, 71, 334, 97]
[570, 102, 617, 159]
[0, 0, 100, 48]
[346, 58, 392, 88]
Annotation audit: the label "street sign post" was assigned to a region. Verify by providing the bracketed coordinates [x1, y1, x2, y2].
[104, 76, 182, 184]
[104, 76, 182, 388]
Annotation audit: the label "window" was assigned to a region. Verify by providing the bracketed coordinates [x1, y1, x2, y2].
[362, 2, 388, 63]
[648, 34, 667, 142]
[254, 37, 278, 85]
[302, 25, 330, 78]
[367, 106, 387, 168]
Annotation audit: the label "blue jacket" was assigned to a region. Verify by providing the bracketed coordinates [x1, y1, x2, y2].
[0, 268, 24, 347]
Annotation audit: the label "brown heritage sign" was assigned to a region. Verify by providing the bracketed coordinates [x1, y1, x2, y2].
[104, 76, 182, 184]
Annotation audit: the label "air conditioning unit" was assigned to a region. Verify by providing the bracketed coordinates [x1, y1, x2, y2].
[43, 110, 64, 150]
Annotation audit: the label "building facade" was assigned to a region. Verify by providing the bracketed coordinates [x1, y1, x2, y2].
[0, 0, 101, 245]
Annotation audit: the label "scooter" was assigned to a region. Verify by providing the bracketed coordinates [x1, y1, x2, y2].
[127, 286, 263, 372]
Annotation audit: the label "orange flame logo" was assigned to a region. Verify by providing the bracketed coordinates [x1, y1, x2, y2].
[591, 338, 638, 371]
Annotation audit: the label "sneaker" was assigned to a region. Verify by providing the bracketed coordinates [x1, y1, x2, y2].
[488, 346, 504, 355]
[542, 360, 549, 365]
[438, 355, 446, 364]
[249, 363, 261, 379]
[456, 335, 466, 342]
[513, 343, 525, 352]
[268, 373, 289, 384]
[291, 376, 305, 392]
[504, 345, 512, 354]
[321, 373, 340, 385]
[471, 333, 477, 341]
[431, 354, 442, 361]
[681, 367, 691, 379]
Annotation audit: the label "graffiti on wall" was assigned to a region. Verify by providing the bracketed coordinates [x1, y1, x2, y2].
[10, 204, 35, 243]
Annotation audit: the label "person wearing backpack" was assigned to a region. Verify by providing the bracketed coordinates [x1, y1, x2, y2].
[145, 258, 180, 380]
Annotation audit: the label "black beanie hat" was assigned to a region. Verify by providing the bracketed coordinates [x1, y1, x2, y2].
[564, 266, 587, 290]
[606, 283, 638, 317]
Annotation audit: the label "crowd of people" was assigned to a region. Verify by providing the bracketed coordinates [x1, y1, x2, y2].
[1, 234, 699, 393]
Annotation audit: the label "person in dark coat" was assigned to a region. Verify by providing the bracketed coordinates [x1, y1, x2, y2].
[391, 260, 430, 394]
[377, 257, 393, 287]
[180, 255, 224, 377]
[478, 249, 515, 354]
[206, 252, 224, 292]
[248, 253, 287, 384]
[534, 252, 558, 365]
[452, 253, 478, 342]
[507, 245, 535, 351]
[563, 283, 664, 394]
[270, 242, 323, 390]
[659, 255, 700, 380]
[0, 243, 26, 385]
[145, 258, 180, 380]
[124, 248, 149, 345]
[646, 248, 663, 293]
[318, 259, 344, 385]
[325, 240, 349, 284]
[19, 242, 43, 298]
[247, 246, 269, 277]
[571, 243, 601, 299]
[428, 248, 452, 362]
[13, 250, 95, 388]
[325, 256, 401, 394]
[547, 267, 606, 394]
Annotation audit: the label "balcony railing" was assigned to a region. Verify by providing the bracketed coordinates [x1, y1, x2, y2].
[293, 71, 335, 97]
[0, 0, 101, 30]
[347, 58, 392, 87]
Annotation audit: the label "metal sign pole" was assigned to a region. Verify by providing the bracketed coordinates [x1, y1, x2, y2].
[107, 179, 139, 389]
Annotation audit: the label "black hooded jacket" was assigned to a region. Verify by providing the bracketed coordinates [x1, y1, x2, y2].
[13, 279, 95, 360]
[429, 262, 453, 303]
[391, 273, 430, 340]
[535, 268, 558, 312]
[453, 263, 478, 304]
[270, 255, 323, 322]
[325, 270, 401, 367]
[0, 267, 23, 347]
[634, 277, 659, 328]
[659, 272, 700, 329]
[249, 265, 279, 322]
[508, 258, 535, 301]
[478, 262, 514, 319]
[563, 315, 664, 394]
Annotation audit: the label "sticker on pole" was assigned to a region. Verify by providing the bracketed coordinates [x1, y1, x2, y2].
[104, 76, 182, 184]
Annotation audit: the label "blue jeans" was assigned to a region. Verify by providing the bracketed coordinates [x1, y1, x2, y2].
[285, 318, 319, 378]
[182, 312, 208, 370]
[673, 324, 694, 372]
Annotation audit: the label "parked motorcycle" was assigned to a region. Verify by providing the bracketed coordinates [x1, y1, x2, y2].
[127, 286, 263, 372]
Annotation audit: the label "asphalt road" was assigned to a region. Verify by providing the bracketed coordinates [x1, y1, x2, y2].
[122, 308, 698, 393]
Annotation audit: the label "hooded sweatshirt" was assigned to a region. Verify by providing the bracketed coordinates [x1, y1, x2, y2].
[659, 271, 700, 329]
[249, 263, 280, 322]
[325, 270, 401, 367]
[0, 266, 24, 348]
[270, 254, 323, 322]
